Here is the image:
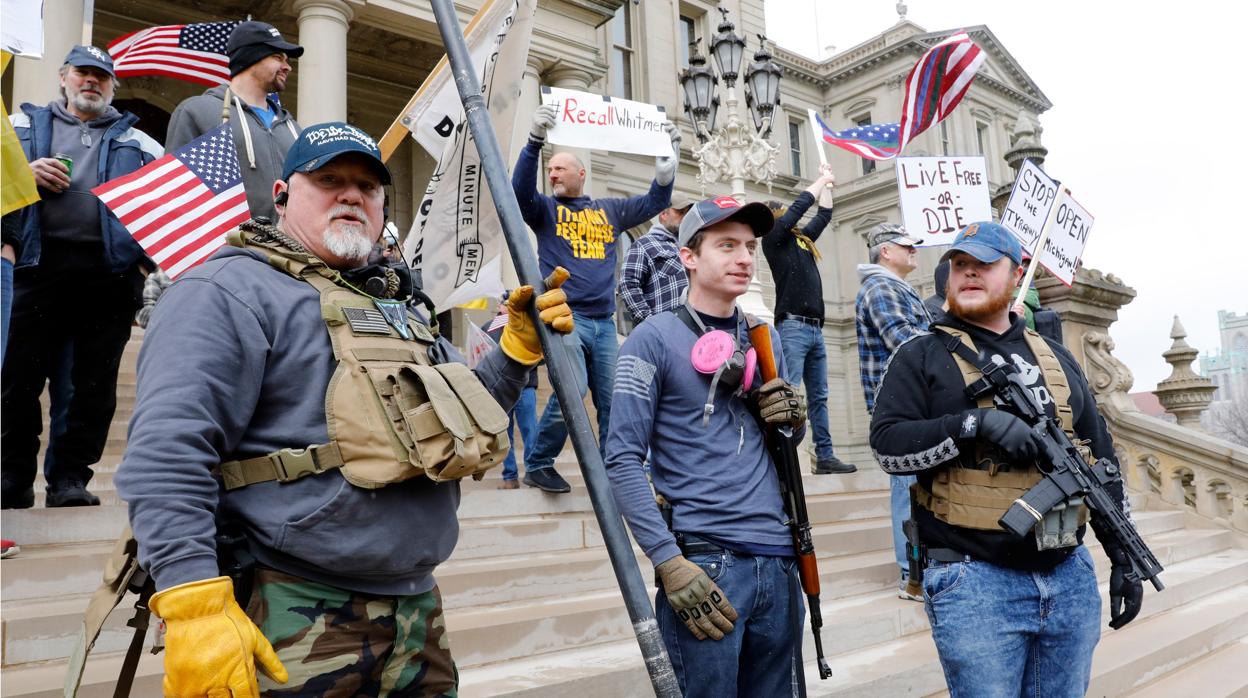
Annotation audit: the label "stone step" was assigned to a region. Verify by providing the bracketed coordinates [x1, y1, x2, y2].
[0, 646, 163, 697]
[1128, 636, 1248, 698]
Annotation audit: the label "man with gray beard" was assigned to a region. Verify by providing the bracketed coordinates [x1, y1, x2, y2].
[2, 45, 162, 509]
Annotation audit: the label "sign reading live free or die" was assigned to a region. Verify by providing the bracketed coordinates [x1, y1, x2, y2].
[895, 156, 992, 247]
[539, 86, 673, 157]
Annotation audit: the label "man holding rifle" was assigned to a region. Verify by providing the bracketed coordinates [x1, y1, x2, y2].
[869, 221, 1146, 697]
[604, 196, 811, 695]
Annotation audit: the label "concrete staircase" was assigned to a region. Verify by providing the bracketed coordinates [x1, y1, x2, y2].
[4, 332, 1248, 697]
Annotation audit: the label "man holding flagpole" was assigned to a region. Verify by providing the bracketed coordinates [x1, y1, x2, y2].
[509, 103, 680, 493]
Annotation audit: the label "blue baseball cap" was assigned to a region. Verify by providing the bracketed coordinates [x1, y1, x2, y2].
[677, 195, 774, 248]
[63, 45, 116, 79]
[939, 221, 1023, 266]
[281, 122, 392, 185]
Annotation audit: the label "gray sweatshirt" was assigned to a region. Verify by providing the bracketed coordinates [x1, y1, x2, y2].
[39, 101, 122, 245]
[166, 86, 300, 223]
[604, 310, 797, 566]
[116, 245, 531, 594]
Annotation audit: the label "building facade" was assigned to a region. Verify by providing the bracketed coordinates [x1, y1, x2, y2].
[1201, 310, 1248, 403]
[3, 0, 1052, 460]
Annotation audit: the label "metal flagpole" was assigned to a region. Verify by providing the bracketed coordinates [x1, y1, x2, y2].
[426, 0, 680, 695]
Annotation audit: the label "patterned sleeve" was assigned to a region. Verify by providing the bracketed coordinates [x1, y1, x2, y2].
[617, 238, 652, 321]
[865, 279, 928, 353]
[868, 337, 967, 474]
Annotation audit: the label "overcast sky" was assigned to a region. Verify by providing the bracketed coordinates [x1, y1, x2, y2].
[764, 0, 1247, 392]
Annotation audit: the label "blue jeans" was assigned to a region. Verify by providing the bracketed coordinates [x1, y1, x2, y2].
[657, 551, 805, 697]
[924, 546, 1101, 697]
[891, 474, 916, 577]
[524, 313, 617, 472]
[1, 257, 11, 363]
[779, 319, 835, 461]
[502, 386, 537, 481]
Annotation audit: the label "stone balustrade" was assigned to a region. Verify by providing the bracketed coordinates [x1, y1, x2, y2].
[1041, 269, 1248, 535]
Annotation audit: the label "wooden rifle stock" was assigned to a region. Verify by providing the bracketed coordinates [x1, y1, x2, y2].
[748, 320, 832, 679]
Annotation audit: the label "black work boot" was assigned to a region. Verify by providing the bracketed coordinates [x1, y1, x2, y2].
[522, 468, 571, 494]
[45, 482, 101, 507]
[1, 485, 35, 509]
[812, 456, 857, 475]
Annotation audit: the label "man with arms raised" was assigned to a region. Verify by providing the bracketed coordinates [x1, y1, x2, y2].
[870, 222, 1142, 697]
[606, 196, 809, 695]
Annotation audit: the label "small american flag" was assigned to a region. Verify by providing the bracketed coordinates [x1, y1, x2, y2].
[813, 114, 900, 161]
[92, 124, 249, 279]
[898, 31, 985, 152]
[107, 21, 239, 86]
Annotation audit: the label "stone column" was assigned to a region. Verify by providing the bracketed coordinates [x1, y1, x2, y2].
[11, 0, 86, 108]
[294, 0, 353, 124]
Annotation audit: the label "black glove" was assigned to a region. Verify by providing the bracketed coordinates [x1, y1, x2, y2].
[961, 409, 1043, 461]
[1104, 545, 1143, 629]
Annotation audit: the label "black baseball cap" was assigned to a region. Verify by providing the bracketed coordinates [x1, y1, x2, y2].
[227, 21, 303, 76]
[63, 45, 116, 78]
[677, 195, 774, 248]
[282, 122, 392, 185]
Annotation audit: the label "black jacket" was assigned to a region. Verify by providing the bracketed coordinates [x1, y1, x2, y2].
[869, 311, 1126, 571]
[761, 191, 832, 322]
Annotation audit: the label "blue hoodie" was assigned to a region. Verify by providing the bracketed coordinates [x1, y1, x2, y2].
[511, 138, 671, 316]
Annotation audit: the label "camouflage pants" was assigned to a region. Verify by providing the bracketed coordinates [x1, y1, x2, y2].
[245, 567, 457, 697]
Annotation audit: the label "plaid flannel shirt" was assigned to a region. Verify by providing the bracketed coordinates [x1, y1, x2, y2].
[618, 223, 687, 322]
[135, 268, 172, 329]
[855, 265, 931, 413]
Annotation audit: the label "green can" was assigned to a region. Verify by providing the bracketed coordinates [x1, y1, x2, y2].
[53, 152, 74, 179]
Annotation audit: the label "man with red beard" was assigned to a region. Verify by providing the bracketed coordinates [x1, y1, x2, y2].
[869, 221, 1142, 697]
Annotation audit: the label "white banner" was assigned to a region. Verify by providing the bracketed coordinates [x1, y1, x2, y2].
[401, 0, 536, 309]
[539, 86, 671, 157]
[1038, 190, 1094, 286]
[1, 0, 43, 57]
[1001, 159, 1060, 254]
[894, 156, 991, 247]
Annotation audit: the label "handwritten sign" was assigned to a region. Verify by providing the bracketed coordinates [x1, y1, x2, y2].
[1038, 191, 1094, 286]
[1001, 159, 1060, 253]
[540, 86, 671, 157]
[895, 156, 991, 246]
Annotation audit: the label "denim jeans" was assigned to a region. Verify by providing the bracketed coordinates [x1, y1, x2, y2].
[1, 257, 12, 364]
[501, 386, 537, 481]
[891, 474, 916, 577]
[524, 313, 617, 472]
[657, 551, 805, 697]
[923, 546, 1101, 698]
[779, 319, 835, 461]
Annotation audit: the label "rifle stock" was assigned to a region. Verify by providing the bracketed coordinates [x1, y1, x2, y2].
[747, 320, 832, 680]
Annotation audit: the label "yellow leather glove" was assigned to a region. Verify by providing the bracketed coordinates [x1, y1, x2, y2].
[149, 576, 287, 697]
[498, 266, 574, 365]
[656, 555, 738, 641]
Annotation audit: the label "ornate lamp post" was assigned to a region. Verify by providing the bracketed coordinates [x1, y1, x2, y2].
[679, 8, 781, 200]
[678, 8, 783, 318]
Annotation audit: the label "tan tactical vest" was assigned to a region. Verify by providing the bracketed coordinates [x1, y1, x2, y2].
[912, 324, 1090, 531]
[216, 229, 510, 489]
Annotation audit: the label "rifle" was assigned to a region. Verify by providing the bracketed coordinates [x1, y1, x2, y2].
[933, 329, 1165, 592]
[748, 320, 832, 680]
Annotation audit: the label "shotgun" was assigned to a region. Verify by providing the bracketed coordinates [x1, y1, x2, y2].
[748, 320, 833, 680]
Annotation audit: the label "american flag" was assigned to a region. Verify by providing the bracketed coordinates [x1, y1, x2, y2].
[813, 113, 900, 161]
[107, 21, 238, 86]
[92, 124, 249, 279]
[897, 31, 985, 152]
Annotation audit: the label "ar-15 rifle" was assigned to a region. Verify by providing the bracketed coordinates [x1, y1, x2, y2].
[748, 319, 832, 680]
[933, 329, 1164, 592]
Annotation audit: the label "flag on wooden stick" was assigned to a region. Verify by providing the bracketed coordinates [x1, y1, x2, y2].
[92, 124, 249, 278]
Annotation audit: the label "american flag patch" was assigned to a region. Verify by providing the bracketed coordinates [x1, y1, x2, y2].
[615, 355, 656, 402]
[343, 307, 392, 335]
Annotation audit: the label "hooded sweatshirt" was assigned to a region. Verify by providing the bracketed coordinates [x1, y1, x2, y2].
[166, 86, 300, 223]
[39, 102, 123, 247]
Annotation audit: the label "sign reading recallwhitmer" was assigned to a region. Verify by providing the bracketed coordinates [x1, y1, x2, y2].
[540, 86, 671, 157]
[895, 156, 991, 247]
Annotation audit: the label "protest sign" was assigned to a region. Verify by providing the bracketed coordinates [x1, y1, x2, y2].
[1038, 191, 1094, 286]
[540, 86, 671, 157]
[895, 156, 991, 246]
[1001, 159, 1060, 253]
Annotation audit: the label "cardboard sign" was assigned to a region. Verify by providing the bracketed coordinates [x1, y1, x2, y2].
[540, 86, 671, 157]
[895, 156, 992, 246]
[1038, 191, 1094, 286]
[1001, 159, 1060, 253]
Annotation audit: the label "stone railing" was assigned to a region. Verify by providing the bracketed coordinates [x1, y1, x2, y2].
[1039, 269, 1248, 535]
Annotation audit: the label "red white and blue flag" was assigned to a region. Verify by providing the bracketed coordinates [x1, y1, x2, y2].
[92, 124, 249, 279]
[814, 31, 983, 161]
[107, 21, 238, 86]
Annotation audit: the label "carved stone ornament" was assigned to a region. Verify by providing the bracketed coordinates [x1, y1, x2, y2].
[692, 128, 778, 195]
[1155, 316, 1218, 429]
[1083, 331, 1139, 415]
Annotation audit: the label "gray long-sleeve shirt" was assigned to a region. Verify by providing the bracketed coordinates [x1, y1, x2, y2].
[116, 245, 530, 594]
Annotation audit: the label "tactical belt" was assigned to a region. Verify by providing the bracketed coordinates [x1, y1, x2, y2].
[217, 443, 345, 490]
